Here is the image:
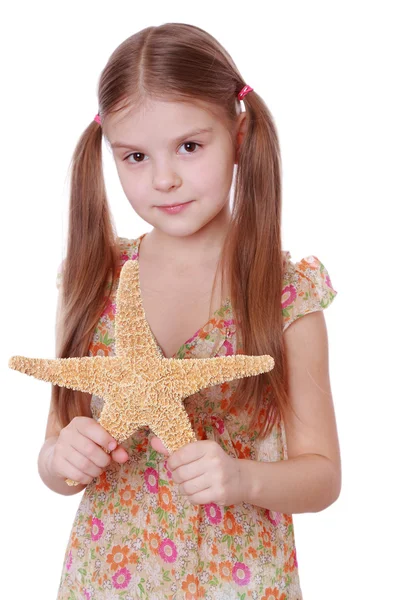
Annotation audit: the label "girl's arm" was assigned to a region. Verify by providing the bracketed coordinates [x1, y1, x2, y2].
[239, 310, 341, 514]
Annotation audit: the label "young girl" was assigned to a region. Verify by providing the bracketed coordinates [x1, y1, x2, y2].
[39, 22, 341, 600]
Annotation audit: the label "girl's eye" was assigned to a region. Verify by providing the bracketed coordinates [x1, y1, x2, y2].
[124, 142, 201, 164]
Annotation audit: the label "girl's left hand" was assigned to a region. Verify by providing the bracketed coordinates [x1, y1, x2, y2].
[150, 436, 244, 506]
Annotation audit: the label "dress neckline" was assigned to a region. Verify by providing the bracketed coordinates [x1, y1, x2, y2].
[134, 233, 231, 359]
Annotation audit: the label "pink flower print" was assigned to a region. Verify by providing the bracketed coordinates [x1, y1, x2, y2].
[222, 339, 234, 356]
[211, 415, 225, 435]
[232, 561, 251, 586]
[325, 274, 336, 292]
[159, 538, 178, 563]
[91, 516, 104, 541]
[121, 252, 130, 263]
[144, 467, 159, 493]
[205, 502, 223, 525]
[131, 252, 138, 260]
[112, 566, 132, 589]
[66, 550, 72, 571]
[293, 547, 299, 567]
[164, 459, 172, 479]
[223, 319, 234, 327]
[281, 284, 297, 309]
[266, 509, 282, 526]
[83, 589, 92, 599]
[185, 330, 200, 345]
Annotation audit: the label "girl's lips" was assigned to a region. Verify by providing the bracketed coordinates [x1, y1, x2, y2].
[156, 200, 193, 214]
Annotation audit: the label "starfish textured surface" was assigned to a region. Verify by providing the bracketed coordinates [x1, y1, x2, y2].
[9, 258, 275, 485]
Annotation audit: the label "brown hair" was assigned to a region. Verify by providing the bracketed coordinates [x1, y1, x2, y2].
[53, 22, 290, 440]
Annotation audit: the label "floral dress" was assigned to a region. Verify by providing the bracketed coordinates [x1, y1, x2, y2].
[55, 233, 337, 600]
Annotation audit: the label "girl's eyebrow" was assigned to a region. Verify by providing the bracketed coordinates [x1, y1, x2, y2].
[110, 127, 214, 149]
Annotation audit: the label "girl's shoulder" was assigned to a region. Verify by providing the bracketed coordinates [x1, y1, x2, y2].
[117, 235, 141, 262]
[281, 250, 338, 332]
[55, 236, 141, 290]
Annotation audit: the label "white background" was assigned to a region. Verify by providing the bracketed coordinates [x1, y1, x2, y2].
[2, 1, 399, 597]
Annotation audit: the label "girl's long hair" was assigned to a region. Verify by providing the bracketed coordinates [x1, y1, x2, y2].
[53, 22, 290, 440]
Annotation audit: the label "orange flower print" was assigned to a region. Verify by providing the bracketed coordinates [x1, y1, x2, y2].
[284, 548, 298, 573]
[224, 510, 241, 535]
[158, 486, 175, 512]
[106, 544, 131, 572]
[148, 532, 162, 556]
[119, 484, 135, 507]
[234, 440, 251, 459]
[95, 471, 111, 492]
[209, 561, 218, 574]
[130, 503, 139, 518]
[261, 588, 287, 600]
[219, 560, 233, 581]
[181, 573, 205, 599]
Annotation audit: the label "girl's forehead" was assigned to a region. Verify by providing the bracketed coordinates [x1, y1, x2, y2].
[103, 98, 227, 138]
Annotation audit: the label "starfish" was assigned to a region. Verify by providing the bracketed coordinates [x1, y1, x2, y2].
[9, 258, 275, 486]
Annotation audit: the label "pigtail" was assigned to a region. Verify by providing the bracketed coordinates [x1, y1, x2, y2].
[52, 120, 120, 430]
[218, 90, 290, 439]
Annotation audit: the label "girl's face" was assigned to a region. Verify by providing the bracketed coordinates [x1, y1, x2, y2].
[103, 99, 245, 238]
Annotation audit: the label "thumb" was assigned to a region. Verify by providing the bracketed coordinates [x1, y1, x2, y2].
[150, 435, 170, 456]
[111, 445, 129, 463]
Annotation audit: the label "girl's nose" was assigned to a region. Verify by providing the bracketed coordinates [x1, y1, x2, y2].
[152, 165, 182, 192]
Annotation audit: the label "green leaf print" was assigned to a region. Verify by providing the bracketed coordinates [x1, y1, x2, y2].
[158, 478, 169, 486]
[162, 568, 171, 581]
[145, 461, 156, 469]
[67, 592, 77, 600]
[78, 568, 87, 576]
[149, 449, 158, 461]
[282, 307, 291, 317]
[138, 583, 145, 596]
[239, 594, 246, 600]
[155, 507, 165, 522]
[209, 576, 219, 587]
[104, 331, 115, 346]
[90, 549, 96, 560]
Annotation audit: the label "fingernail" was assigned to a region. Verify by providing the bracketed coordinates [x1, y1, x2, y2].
[108, 441, 117, 451]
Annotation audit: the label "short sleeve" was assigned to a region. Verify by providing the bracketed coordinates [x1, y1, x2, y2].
[56, 259, 65, 290]
[281, 251, 337, 332]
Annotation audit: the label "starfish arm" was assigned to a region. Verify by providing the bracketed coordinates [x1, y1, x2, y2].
[114, 259, 162, 361]
[150, 399, 197, 454]
[164, 354, 275, 398]
[8, 355, 117, 397]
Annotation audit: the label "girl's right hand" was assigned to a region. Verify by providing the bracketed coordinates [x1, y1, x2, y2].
[48, 416, 129, 485]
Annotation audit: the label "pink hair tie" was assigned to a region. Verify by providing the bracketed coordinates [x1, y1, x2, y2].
[94, 113, 101, 125]
[238, 85, 254, 100]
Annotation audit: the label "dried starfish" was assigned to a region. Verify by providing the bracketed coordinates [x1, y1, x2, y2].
[9, 258, 275, 486]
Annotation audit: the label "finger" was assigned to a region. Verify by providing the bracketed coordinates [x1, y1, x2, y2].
[64, 447, 102, 480]
[63, 457, 93, 485]
[150, 436, 169, 455]
[111, 446, 129, 463]
[71, 431, 112, 470]
[75, 417, 118, 453]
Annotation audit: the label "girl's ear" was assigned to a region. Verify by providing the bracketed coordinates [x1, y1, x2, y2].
[235, 113, 248, 164]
